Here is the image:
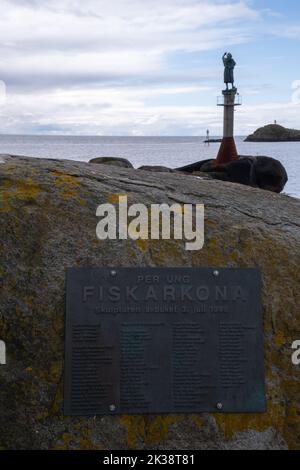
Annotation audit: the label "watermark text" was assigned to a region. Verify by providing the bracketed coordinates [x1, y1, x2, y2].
[96, 195, 204, 251]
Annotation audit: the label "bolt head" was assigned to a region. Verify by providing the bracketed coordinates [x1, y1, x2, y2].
[110, 270, 117, 277]
[109, 404, 116, 412]
[213, 270, 219, 277]
[216, 402, 223, 410]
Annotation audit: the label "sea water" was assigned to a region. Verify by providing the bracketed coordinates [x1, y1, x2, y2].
[0, 135, 299, 198]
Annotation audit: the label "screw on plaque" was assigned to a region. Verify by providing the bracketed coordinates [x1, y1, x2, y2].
[109, 404, 116, 412]
[110, 270, 117, 277]
[216, 402, 223, 410]
[213, 270, 220, 277]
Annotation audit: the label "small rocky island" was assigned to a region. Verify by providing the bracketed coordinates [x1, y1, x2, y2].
[245, 124, 300, 142]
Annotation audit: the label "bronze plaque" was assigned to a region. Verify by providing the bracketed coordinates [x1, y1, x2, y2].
[64, 268, 265, 415]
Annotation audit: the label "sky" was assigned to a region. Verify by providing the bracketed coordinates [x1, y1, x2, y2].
[0, 0, 299, 136]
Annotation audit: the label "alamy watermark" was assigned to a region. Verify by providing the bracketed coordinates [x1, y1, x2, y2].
[96, 195, 204, 251]
[0, 340, 6, 365]
[291, 340, 300, 366]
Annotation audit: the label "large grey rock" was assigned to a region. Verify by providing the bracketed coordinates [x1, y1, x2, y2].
[0, 154, 300, 450]
[89, 156, 133, 168]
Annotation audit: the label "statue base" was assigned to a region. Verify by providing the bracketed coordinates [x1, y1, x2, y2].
[222, 87, 237, 94]
[216, 137, 238, 165]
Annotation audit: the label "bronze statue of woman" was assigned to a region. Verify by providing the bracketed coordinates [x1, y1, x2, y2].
[223, 52, 236, 90]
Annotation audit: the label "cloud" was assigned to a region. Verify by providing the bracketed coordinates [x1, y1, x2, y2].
[0, 0, 258, 83]
[1, 82, 299, 137]
[0, 0, 296, 135]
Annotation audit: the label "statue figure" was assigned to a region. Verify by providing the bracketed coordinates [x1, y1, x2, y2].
[223, 52, 236, 91]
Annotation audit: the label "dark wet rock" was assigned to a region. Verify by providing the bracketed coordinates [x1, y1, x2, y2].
[89, 157, 133, 168]
[176, 158, 215, 173]
[209, 157, 287, 193]
[177, 156, 288, 193]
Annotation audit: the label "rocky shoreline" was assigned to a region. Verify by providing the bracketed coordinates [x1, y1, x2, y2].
[88, 154, 288, 194]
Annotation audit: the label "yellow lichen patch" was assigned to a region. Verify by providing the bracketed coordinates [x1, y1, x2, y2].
[50, 382, 63, 414]
[79, 433, 104, 450]
[14, 179, 41, 200]
[273, 330, 287, 348]
[108, 193, 127, 204]
[47, 361, 63, 384]
[204, 219, 217, 228]
[120, 415, 179, 448]
[77, 198, 87, 206]
[50, 171, 80, 199]
[0, 178, 41, 211]
[53, 427, 103, 450]
[192, 415, 203, 428]
[145, 416, 179, 445]
[202, 238, 227, 265]
[53, 432, 73, 450]
[192, 235, 241, 267]
[135, 239, 148, 252]
[150, 239, 186, 266]
[0, 180, 14, 212]
[281, 380, 300, 449]
[283, 405, 300, 450]
[120, 416, 146, 448]
[213, 399, 285, 441]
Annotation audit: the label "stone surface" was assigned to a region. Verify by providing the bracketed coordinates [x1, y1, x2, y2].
[137, 165, 176, 173]
[245, 124, 300, 142]
[1, 154, 300, 450]
[89, 157, 133, 168]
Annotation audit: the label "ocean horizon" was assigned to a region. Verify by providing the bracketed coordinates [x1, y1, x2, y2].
[0, 134, 299, 199]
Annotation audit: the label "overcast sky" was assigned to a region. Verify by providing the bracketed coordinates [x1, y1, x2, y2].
[0, 0, 299, 135]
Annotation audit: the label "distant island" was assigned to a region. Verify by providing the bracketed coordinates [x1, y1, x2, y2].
[245, 124, 300, 142]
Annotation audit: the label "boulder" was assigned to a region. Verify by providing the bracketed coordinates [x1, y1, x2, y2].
[137, 165, 175, 173]
[0, 154, 300, 450]
[89, 157, 133, 168]
[177, 158, 215, 173]
[177, 156, 288, 193]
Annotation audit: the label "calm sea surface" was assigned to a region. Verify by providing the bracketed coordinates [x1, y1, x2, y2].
[0, 135, 299, 199]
